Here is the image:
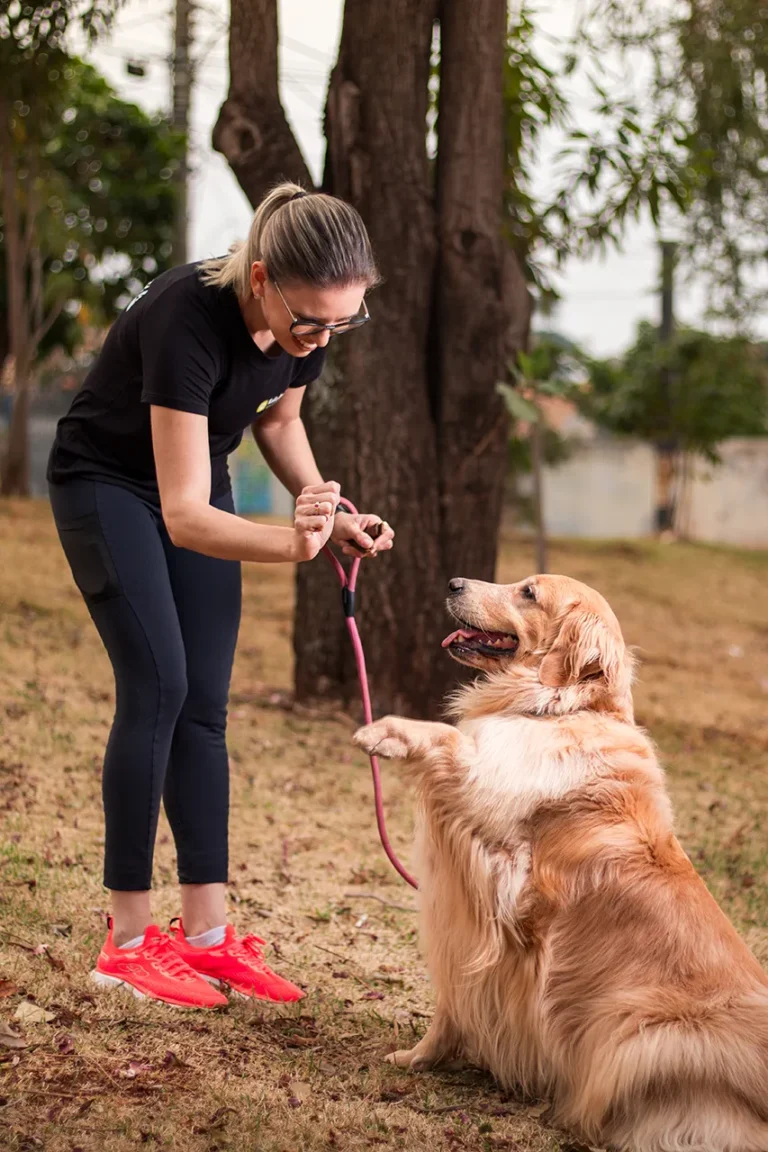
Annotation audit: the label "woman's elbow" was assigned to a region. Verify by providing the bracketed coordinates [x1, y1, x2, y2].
[162, 502, 200, 549]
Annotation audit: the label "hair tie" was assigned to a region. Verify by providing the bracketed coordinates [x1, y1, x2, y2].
[289, 190, 307, 202]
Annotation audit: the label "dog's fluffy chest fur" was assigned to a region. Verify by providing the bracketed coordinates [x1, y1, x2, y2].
[463, 713, 599, 807]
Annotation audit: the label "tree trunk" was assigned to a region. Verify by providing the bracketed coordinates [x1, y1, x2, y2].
[1, 381, 30, 496]
[219, 0, 512, 718]
[295, 0, 443, 718]
[0, 90, 31, 497]
[434, 0, 509, 584]
[212, 0, 313, 199]
[654, 443, 677, 534]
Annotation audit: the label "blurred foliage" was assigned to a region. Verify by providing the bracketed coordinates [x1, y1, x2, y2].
[498, 335, 586, 533]
[575, 0, 767, 328]
[0, 0, 118, 60]
[503, 1, 768, 330]
[0, 2, 182, 366]
[3, 58, 182, 359]
[498, 334, 590, 431]
[585, 322, 768, 462]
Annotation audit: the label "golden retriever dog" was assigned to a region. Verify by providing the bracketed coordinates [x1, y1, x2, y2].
[353, 574, 768, 1152]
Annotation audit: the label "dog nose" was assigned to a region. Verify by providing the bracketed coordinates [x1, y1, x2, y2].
[448, 577, 465, 595]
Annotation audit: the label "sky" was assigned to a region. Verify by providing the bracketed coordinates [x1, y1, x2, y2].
[73, 0, 760, 358]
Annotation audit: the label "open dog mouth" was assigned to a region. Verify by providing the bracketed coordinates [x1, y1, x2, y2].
[441, 621, 519, 657]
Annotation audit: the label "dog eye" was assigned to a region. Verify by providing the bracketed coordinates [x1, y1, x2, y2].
[521, 585, 536, 601]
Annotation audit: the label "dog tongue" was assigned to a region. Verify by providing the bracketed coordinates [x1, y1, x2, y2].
[441, 629, 483, 648]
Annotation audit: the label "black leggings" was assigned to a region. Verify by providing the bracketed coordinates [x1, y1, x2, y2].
[49, 479, 241, 891]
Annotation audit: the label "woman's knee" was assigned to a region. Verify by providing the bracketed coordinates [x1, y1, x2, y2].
[115, 665, 188, 727]
[160, 670, 189, 718]
[177, 676, 228, 732]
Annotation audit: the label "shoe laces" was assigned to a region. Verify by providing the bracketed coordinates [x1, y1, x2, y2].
[231, 933, 269, 972]
[144, 933, 200, 982]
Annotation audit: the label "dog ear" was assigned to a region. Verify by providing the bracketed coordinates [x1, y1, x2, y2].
[539, 612, 624, 689]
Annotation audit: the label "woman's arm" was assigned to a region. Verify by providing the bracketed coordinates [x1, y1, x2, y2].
[252, 385, 323, 496]
[254, 387, 394, 556]
[151, 405, 338, 562]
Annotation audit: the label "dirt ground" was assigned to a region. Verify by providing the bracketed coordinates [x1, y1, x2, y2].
[1, 498, 768, 1152]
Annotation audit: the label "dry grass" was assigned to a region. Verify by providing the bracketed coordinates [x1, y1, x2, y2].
[1, 499, 768, 1152]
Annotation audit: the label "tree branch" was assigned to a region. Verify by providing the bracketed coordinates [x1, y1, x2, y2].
[0, 91, 31, 373]
[213, 0, 312, 206]
[30, 297, 65, 351]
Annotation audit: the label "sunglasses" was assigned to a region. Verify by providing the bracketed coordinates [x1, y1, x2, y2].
[272, 280, 370, 338]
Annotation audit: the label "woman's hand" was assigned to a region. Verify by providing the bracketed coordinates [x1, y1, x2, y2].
[331, 511, 395, 558]
[292, 482, 341, 562]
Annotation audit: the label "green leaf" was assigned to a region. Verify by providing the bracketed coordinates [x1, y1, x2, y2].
[516, 350, 535, 379]
[497, 383, 541, 423]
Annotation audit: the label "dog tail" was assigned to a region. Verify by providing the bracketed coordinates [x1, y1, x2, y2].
[555, 990, 768, 1151]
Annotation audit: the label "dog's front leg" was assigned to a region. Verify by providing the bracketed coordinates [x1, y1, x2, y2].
[386, 1007, 460, 1072]
[353, 715, 468, 766]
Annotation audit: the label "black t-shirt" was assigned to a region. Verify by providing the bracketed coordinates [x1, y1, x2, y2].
[47, 262, 327, 502]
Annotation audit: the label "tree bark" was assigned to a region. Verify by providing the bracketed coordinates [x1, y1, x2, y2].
[434, 0, 509, 582]
[212, 0, 313, 200]
[0, 90, 31, 497]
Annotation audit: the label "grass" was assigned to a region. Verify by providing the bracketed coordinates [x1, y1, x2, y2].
[1, 498, 768, 1152]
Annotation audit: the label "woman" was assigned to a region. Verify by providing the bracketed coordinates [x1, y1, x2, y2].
[47, 182, 393, 1009]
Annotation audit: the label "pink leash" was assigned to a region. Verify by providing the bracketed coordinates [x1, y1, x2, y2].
[322, 499, 419, 890]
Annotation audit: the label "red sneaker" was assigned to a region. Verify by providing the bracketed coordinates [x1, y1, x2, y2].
[90, 922, 227, 1009]
[169, 921, 305, 1003]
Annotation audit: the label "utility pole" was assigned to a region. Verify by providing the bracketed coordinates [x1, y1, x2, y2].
[656, 240, 677, 533]
[660, 240, 676, 345]
[171, 0, 194, 265]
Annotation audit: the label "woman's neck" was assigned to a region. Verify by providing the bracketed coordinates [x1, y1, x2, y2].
[238, 293, 281, 357]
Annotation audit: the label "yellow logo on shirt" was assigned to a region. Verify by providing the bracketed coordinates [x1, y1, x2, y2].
[256, 392, 285, 415]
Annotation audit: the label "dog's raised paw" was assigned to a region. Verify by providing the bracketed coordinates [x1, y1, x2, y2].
[353, 719, 410, 760]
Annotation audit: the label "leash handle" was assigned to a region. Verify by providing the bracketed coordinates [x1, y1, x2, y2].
[322, 500, 419, 890]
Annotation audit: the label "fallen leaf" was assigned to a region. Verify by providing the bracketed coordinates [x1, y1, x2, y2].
[0, 1021, 27, 1049]
[54, 1033, 75, 1055]
[119, 1060, 154, 1078]
[288, 1080, 311, 1101]
[192, 1105, 235, 1134]
[361, 991, 385, 1001]
[31, 944, 65, 972]
[0, 979, 19, 999]
[527, 1102, 550, 1118]
[14, 1001, 55, 1024]
[285, 1034, 315, 1048]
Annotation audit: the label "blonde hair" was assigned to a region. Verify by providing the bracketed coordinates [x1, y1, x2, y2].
[199, 181, 380, 299]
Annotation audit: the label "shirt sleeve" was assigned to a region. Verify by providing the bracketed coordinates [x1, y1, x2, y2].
[289, 346, 327, 389]
[139, 284, 223, 415]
